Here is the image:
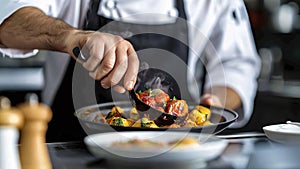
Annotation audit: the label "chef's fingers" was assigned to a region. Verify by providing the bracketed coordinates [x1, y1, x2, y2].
[123, 46, 139, 90]
[101, 46, 128, 88]
[89, 48, 116, 87]
[100, 40, 133, 90]
[82, 42, 105, 72]
[112, 85, 126, 94]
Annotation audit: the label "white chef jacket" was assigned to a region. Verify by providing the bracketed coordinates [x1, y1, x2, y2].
[0, 0, 261, 128]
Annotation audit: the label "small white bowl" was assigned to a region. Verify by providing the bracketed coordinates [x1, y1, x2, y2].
[263, 124, 300, 144]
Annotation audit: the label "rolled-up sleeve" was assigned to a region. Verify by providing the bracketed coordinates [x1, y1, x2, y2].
[0, 0, 51, 58]
[204, 0, 261, 127]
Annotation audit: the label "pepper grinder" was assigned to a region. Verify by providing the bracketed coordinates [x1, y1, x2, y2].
[0, 96, 23, 169]
[18, 93, 53, 169]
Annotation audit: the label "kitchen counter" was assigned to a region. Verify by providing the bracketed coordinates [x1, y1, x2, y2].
[47, 133, 300, 169]
[0, 54, 45, 91]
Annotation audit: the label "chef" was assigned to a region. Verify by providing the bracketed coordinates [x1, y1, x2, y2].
[0, 0, 261, 141]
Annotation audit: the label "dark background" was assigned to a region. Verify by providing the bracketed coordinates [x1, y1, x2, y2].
[224, 0, 300, 134]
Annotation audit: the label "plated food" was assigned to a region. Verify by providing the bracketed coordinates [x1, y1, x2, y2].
[111, 136, 201, 150]
[84, 131, 229, 165]
[84, 88, 213, 129]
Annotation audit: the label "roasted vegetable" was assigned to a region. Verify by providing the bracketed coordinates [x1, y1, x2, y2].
[111, 106, 125, 115]
[187, 109, 207, 126]
[153, 89, 170, 105]
[109, 117, 133, 127]
[129, 108, 140, 121]
[183, 119, 197, 127]
[141, 118, 159, 128]
[194, 105, 211, 119]
[165, 100, 188, 117]
[132, 119, 141, 128]
[95, 91, 213, 128]
[137, 88, 170, 110]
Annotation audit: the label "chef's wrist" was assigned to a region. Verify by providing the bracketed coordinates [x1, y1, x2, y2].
[63, 30, 98, 59]
[202, 86, 242, 110]
[200, 93, 224, 108]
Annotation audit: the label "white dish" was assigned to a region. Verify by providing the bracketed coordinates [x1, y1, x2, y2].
[84, 131, 228, 167]
[263, 124, 300, 144]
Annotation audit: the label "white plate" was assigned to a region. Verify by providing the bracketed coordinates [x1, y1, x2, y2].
[263, 124, 300, 144]
[84, 131, 228, 167]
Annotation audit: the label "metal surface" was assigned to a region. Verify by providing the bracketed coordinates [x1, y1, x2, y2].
[0, 55, 45, 91]
[74, 101, 238, 135]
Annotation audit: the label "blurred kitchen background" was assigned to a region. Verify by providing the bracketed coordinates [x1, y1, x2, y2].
[0, 0, 299, 133]
[234, 0, 300, 133]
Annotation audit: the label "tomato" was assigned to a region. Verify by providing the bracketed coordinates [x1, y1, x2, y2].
[143, 97, 157, 108]
[165, 100, 188, 117]
[154, 92, 170, 105]
[138, 90, 150, 99]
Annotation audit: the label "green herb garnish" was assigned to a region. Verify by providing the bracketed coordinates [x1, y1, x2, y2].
[112, 117, 123, 126]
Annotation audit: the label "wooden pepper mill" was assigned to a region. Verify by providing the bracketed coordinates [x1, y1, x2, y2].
[0, 96, 23, 169]
[18, 93, 53, 169]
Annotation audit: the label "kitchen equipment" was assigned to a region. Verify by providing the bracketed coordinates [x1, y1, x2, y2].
[129, 68, 181, 124]
[84, 131, 228, 168]
[286, 121, 300, 127]
[18, 93, 53, 169]
[263, 123, 300, 144]
[0, 97, 23, 169]
[75, 101, 238, 135]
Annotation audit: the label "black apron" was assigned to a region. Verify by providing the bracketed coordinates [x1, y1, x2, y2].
[47, 0, 202, 142]
[87, 0, 192, 103]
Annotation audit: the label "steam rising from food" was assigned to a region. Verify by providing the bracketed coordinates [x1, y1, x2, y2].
[139, 72, 170, 95]
[135, 68, 181, 101]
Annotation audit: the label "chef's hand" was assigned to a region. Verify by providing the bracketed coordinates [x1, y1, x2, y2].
[65, 30, 139, 93]
[0, 7, 137, 93]
[200, 93, 223, 108]
[200, 87, 241, 110]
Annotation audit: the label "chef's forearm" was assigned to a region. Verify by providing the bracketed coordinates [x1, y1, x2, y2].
[0, 7, 75, 53]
